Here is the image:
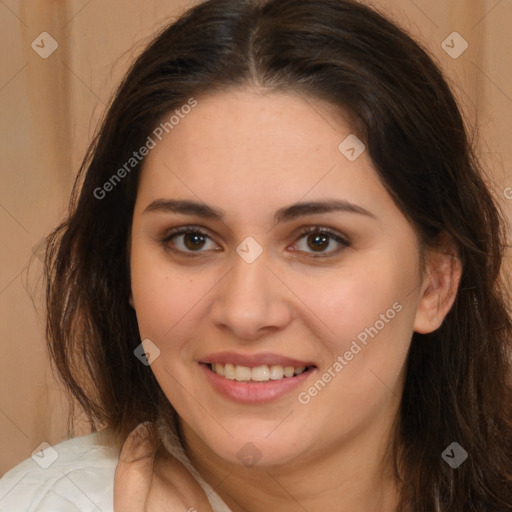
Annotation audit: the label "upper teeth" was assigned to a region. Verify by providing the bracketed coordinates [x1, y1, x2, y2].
[211, 363, 307, 381]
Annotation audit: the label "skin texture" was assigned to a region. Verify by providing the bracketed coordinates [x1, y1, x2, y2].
[126, 88, 462, 511]
[114, 422, 214, 511]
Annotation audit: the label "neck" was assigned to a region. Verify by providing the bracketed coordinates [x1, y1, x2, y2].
[180, 414, 401, 512]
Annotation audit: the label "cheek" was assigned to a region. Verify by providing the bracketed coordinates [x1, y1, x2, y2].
[296, 258, 411, 349]
[129, 244, 201, 341]
[130, 253, 208, 403]
[294, 254, 418, 398]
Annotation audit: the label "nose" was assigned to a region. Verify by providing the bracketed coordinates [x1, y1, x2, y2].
[209, 251, 293, 341]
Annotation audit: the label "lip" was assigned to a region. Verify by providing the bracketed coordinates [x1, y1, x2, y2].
[200, 351, 315, 368]
[199, 362, 317, 404]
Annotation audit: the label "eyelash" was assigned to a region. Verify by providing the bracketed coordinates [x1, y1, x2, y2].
[160, 225, 351, 260]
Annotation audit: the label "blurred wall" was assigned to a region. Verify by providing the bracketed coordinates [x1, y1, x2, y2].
[1, 0, 511, 476]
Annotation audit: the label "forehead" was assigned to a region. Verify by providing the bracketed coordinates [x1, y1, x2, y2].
[148, 88, 346, 162]
[135, 88, 393, 222]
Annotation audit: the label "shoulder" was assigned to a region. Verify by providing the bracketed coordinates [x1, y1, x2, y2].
[0, 430, 119, 512]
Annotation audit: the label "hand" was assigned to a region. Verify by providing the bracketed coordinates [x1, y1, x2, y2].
[114, 422, 214, 512]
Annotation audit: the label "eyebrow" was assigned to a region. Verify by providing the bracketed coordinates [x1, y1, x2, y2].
[142, 198, 375, 222]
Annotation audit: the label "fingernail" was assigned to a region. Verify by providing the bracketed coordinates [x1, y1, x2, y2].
[123, 422, 155, 460]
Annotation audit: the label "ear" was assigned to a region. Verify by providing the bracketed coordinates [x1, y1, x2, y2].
[129, 292, 135, 309]
[413, 233, 462, 334]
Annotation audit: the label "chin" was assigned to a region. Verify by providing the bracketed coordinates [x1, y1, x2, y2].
[198, 423, 311, 468]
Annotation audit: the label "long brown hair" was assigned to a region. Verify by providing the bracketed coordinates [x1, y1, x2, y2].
[45, 0, 512, 509]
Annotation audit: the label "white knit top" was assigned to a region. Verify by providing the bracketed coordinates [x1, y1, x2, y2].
[0, 424, 233, 512]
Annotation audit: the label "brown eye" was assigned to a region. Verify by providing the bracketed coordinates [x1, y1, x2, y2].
[307, 233, 330, 252]
[292, 227, 350, 259]
[183, 232, 207, 250]
[162, 227, 219, 254]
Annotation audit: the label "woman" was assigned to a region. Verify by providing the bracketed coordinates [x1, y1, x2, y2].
[1, 0, 511, 510]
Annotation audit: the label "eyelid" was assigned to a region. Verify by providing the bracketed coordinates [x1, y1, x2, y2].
[290, 225, 351, 259]
[161, 225, 214, 242]
[160, 224, 351, 258]
[160, 225, 220, 255]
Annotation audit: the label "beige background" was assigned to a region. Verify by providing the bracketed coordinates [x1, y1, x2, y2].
[1, 0, 511, 476]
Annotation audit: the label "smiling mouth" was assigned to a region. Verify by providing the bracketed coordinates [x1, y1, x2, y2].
[206, 363, 315, 382]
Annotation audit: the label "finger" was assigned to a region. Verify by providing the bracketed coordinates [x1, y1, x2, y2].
[114, 422, 157, 512]
[153, 452, 214, 512]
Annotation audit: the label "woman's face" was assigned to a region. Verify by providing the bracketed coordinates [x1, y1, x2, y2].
[130, 88, 434, 468]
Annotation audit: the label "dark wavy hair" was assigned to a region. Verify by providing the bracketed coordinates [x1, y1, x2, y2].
[44, 0, 512, 509]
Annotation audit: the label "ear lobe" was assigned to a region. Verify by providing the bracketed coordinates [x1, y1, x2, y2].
[413, 236, 462, 334]
[129, 293, 135, 309]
